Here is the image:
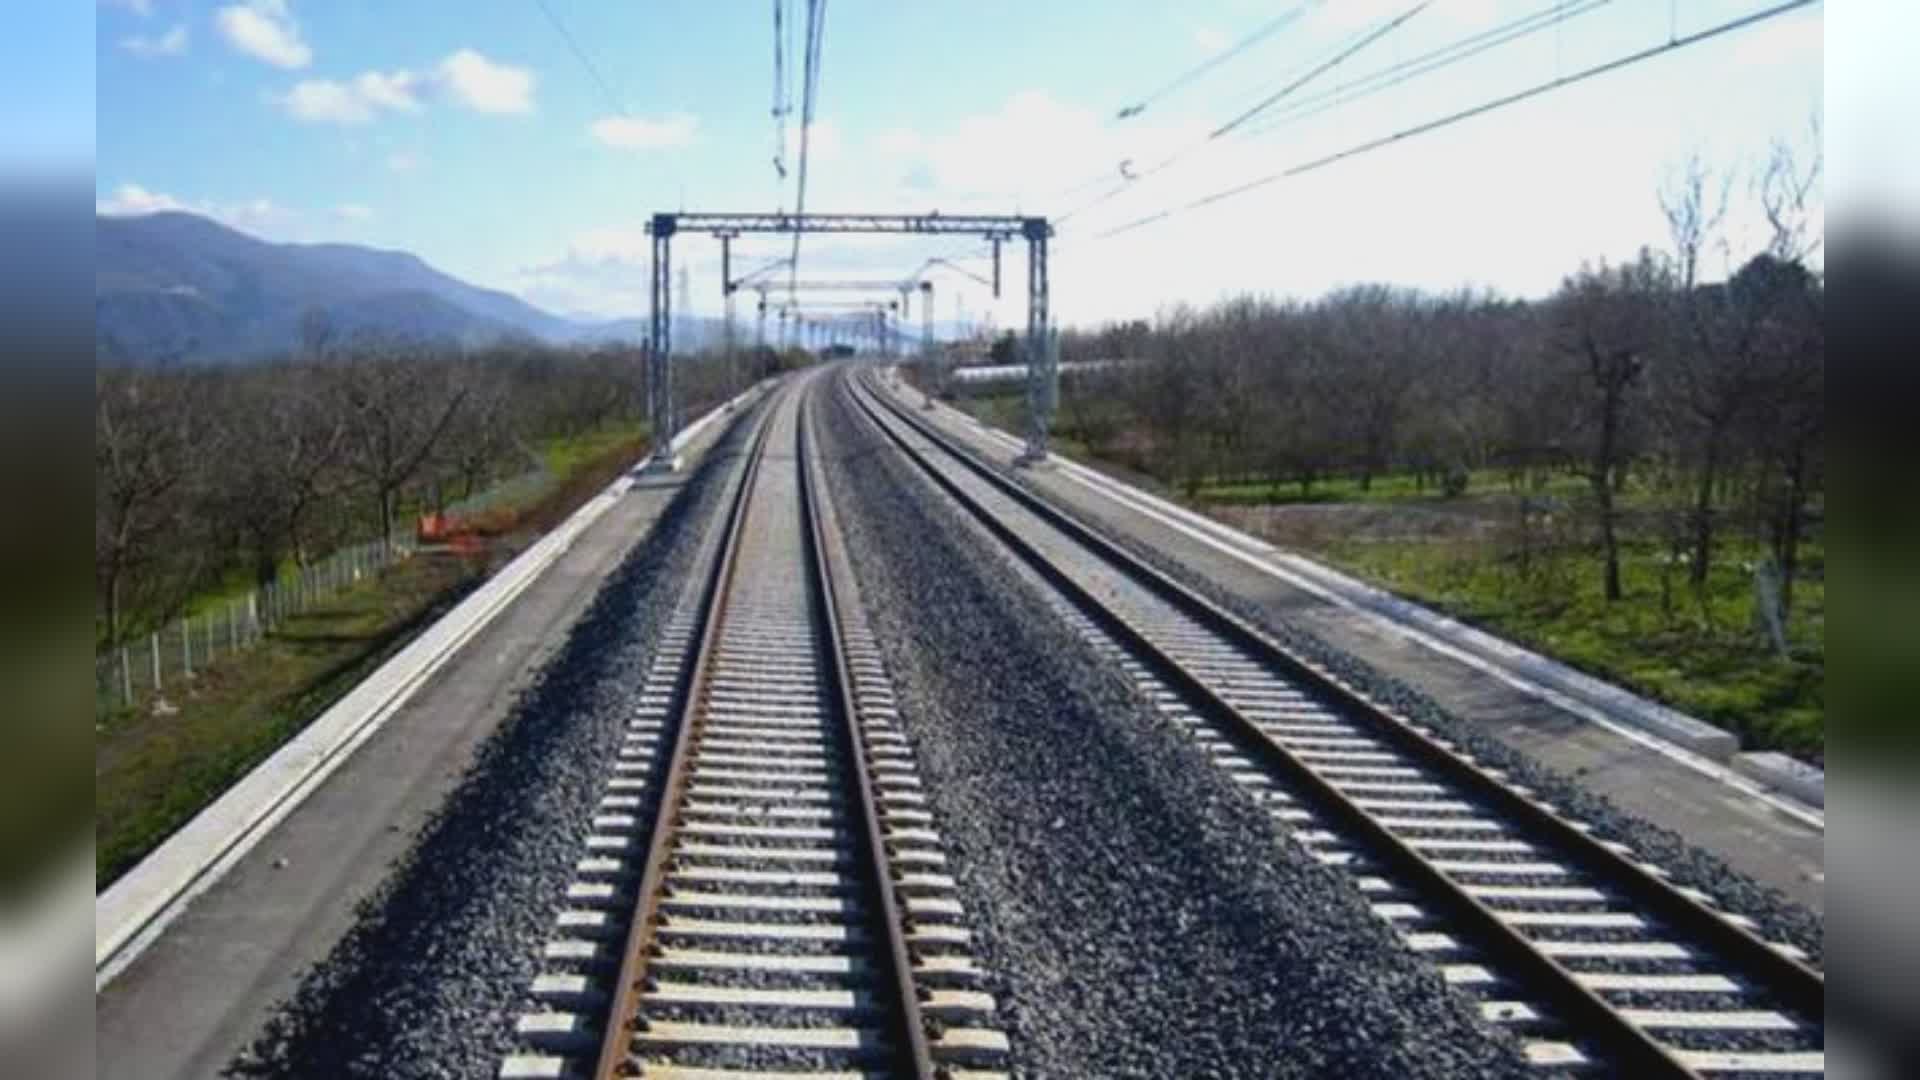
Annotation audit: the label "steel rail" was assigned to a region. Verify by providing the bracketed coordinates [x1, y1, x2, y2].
[846, 366, 1823, 1077]
[797, 378, 939, 1077]
[591, 377, 934, 1078]
[590, 398, 777, 1080]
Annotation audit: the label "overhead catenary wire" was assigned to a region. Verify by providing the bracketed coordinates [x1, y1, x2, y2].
[530, 0, 687, 199]
[530, 0, 633, 120]
[1039, 3, 1334, 204]
[787, 0, 829, 297]
[1114, 1, 1325, 120]
[1210, 1, 1433, 140]
[772, 0, 790, 179]
[1058, 1, 1432, 225]
[1238, 0, 1614, 141]
[1085, 0, 1821, 243]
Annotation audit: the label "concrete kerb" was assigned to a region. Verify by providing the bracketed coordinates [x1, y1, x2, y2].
[1733, 752, 1825, 809]
[884, 368, 1823, 820]
[95, 379, 773, 989]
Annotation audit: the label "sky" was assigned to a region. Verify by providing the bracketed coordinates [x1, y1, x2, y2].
[93, 0, 1827, 329]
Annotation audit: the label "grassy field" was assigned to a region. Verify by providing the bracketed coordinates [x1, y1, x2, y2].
[95, 423, 653, 889]
[944, 388, 1824, 762]
[95, 554, 479, 887]
[1195, 468, 1591, 506]
[541, 420, 646, 476]
[1319, 538, 1824, 760]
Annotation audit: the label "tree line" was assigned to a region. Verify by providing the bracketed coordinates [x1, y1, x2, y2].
[95, 332, 759, 649]
[1048, 141, 1823, 619]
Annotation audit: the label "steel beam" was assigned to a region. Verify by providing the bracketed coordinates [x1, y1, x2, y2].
[645, 209, 1049, 452]
[647, 215, 674, 466]
[1019, 216, 1054, 463]
[662, 211, 1035, 234]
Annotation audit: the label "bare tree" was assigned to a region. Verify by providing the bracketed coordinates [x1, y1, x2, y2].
[1660, 151, 1732, 292]
[211, 364, 348, 586]
[331, 347, 469, 548]
[1552, 251, 1670, 602]
[95, 370, 204, 642]
[1759, 113, 1823, 265]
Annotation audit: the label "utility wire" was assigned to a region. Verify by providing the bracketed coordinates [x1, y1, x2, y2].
[1239, 0, 1612, 140]
[1059, 1, 1430, 225]
[772, 0, 790, 179]
[1210, 1, 1432, 139]
[531, 0, 632, 120]
[1041, 3, 1328, 203]
[1115, 2, 1324, 120]
[787, 0, 829, 296]
[1087, 0, 1820, 242]
[531, 0, 686, 198]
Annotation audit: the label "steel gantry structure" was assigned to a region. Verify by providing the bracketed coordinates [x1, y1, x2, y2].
[647, 211, 1054, 464]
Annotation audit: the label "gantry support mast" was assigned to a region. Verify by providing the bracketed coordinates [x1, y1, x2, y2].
[646, 211, 1054, 466]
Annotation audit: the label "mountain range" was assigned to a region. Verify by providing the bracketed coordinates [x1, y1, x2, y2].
[95, 211, 670, 364]
[97, 211, 974, 364]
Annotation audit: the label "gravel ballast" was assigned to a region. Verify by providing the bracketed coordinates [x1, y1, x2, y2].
[985, 449, 1826, 967]
[816, 381, 1530, 1079]
[226, 404, 764, 1079]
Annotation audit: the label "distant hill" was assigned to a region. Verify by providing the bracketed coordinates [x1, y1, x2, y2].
[96, 212, 595, 363]
[95, 211, 947, 364]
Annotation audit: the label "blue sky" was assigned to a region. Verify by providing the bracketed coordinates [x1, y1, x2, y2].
[95, 1, 1824, 327]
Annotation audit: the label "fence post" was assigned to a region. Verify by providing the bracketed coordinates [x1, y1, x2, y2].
[182, 615, 192, 678]
[121, 646, 132, 706]
[151, 632, 162, 693]
[229, 600, 238, 650]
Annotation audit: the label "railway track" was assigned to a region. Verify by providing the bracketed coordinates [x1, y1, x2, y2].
[848, 366, 1824, 1078]
[503, 375, 1008, 1079]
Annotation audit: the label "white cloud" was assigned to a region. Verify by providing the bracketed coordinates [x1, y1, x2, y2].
[386, 149, 425, 173]
[590, 113, 698, 150]
[511, 225, 669, 317]
[872, 129, 922, 158]
[1311, 0, 1496, 31]
[865, 89, 1197, 204]
[1730, 7, 1823, 70]
[96, 183, 298, 236]
[265, 52, 533, 128]
[353, 70, 424, 112]
[334, 203, 374, 222]
[121, 23, 189, 57]
[96, 183, 182, 215]
[100, 0, 154, 16]
[271, 69, 422, 125]
[1194, 27, 1230, 53]
[216, 0, 312, 69]
[803, 119, 843, 164]
[437, 49, 535, 114]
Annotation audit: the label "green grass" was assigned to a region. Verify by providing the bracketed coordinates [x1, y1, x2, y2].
[945, 384, 1823, 761]
[1196, 468, 1590, 506]
[98, 422, 653, 652]
[95, 553, 479, 888]
[94, 425, 656, 890]
[539, 420, 648, 477]
[1318, 537, 1824, 761]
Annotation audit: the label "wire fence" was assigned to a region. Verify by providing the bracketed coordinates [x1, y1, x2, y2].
[95, 535, 416, 716]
